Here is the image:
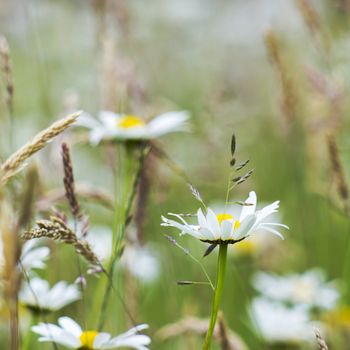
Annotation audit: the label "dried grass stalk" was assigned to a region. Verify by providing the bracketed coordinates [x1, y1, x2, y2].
[61, 142, 81, 218]
[18, 165, 38, 229]
[314, 328, 329, 350]
[0, 191, 21, 350]
[0, 111, 80, 185]
[0, 35, 13, 115]
[295, 0, 329, 52]
[264, 30, 297, 123]
[295, 0, 321, 35]
[23, 216, 100, 267]
[327, 134, 349, 212]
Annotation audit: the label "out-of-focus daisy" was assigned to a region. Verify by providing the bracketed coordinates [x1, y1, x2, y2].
[85, 226, 113, 262]
[19, 277, 80, 313]
[0, 239, 50, 273]
[210, 201, 284, 257]
[87, 226, 160, 283]
[251, 298, 314, 343]
[32, 317, 151, 349]
[161, 191, 288, 244]
[253, 269, 339, 310]
[77, 110, 190, 144]
[122, 244, 160, 283]
[19, 240, 50, 272]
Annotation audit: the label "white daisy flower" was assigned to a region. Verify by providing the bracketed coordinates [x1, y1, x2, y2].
[0, 239, 50, 273]
[20, 240, 50, 272]
[77, 110, 190, 144]
[251, 297, 315, 343]
[32, 317, 151, 350]
[253, 269, 340, 310]
[122, 244, 160, 283]
[85, 226, 113, 262]
[86, 226, 160, 283]
[161, 191, 288, 244]
[19, 277, 80, 313]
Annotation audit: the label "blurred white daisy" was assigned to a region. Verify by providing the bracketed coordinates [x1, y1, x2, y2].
[20, 240, 50, 272]
[87, 226, 160, 283]
[251, 297, 315, 343]
[19, 277, 80, 313]
[122, 244, 160, 283]
[0, 239, 50, 273]
[32, 317, 151, 349]
[77, 110, 190, 144]
[85, 226, 113, 262]
[161, 191, 288, 243]
[253, 269, 340, 310]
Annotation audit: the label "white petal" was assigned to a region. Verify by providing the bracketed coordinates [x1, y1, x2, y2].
[258, 225, 284, 240]
[198, 227, 216, 240]
[32, 323, 80, 348]
[58, 317, 82, 337]
[75, 113, 100, 129]
[239, 191, 257, 222]
[205, 208, 221, 239]
[197, 208, 208, 229]
[20, 245, 50, 271]
[147, 111, 190, 137]
[89, 127, 108, 145]
[161, 216, 204, 239]
[234, 215, 257, 240]
[255, 201, 280, 224]
[262, 222, 289, 229]
[99, 110, 121, 128]
[93, 332, 111, 347]
[221, 220, 233, 240]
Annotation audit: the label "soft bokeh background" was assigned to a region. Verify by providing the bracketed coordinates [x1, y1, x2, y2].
[1, 0, 350, 349]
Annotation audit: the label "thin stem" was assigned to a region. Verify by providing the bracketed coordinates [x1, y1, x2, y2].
[22, 313, 38, 350]
[98, 143, 148, 330]
[202, 244, 228, 350]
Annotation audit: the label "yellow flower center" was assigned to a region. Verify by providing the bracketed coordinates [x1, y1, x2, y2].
[80, 331, 98, 349]
[118, 115, 145, 129]
[216, 213, 241, 229]
[216, 213, 233, 224]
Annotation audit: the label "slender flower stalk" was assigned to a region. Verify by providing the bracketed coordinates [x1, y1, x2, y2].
[98, 143, 149, 329]
[22, 314, 38, 350]
[202, 244, 228, 350]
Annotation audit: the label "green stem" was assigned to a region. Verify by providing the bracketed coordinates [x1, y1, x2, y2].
[22, 312, 38, 350]
[202, 244, 228, 350]
[98, 143, 148, 330]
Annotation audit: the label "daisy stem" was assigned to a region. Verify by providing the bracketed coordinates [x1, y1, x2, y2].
[202, 243, 227, 350]
[22, 313, 38, 350]
[98, 142, 149, 330]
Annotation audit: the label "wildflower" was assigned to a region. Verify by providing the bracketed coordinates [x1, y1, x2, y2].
[122, 244, 160, 283]
[85, 226, 113, 262]
[32, 317, 151, 349]
[161, 191, 288, 244]
[19, 277, 80, 313]
[77, 110, 190, 144]
[0, 239, 49, 273]
[253, 269, 339, 310]
[87, 227, 160, 283]
[251, 297, 315, 343]
[19, 240, 50, 272]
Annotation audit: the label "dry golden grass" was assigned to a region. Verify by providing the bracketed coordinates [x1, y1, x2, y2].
[0, 111, 80, 185]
